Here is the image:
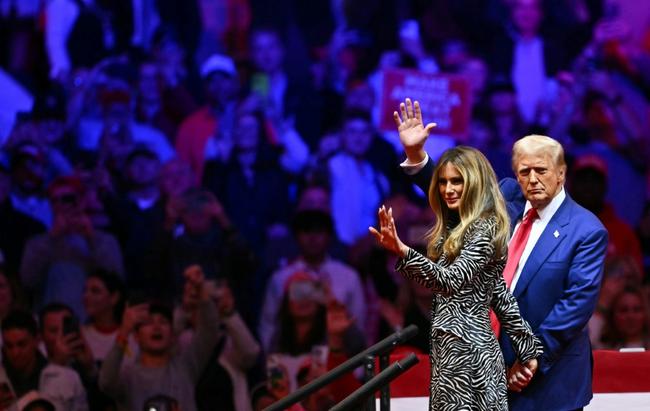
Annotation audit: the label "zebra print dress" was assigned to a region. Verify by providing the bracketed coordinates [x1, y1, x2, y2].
[396, 216, 543, 411]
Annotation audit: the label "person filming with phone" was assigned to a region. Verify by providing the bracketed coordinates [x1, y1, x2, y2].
[0, 309, 88, 411]
[20, 176, 124, 319]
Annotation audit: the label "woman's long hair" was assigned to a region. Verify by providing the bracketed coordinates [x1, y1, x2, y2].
[274, 295, 327, 356]
[427, 146, 510, 261]
[601, 286, 650, 349]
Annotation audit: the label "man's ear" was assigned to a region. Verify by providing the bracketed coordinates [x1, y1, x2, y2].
[559, 165, 567, 183]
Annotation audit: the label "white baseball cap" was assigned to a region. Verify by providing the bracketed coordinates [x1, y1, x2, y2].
[200, 54, 237, 78]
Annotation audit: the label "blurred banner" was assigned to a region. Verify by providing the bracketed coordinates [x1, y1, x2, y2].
[380, 69, 471, 139]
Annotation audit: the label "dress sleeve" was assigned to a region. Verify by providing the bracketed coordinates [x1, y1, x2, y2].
[395, 220, 495, 296]
[491, 276, 543, 363]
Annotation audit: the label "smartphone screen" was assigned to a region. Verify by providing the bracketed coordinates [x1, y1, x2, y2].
[62, 315, 80, 336]
[251, 73, 270, 98]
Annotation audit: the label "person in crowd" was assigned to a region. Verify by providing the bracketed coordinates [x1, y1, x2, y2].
[597, 286, 650, 350]
[108, 146, 166, 293]
[147, 188, 255, 305]
[8, 143, 52, 228]
[569, 153, 643, 271]
[78, 87, 175, 165]
[175, 269, 260, 411]
[400, 98, 608, 410]
[98, 265, 220, 411]
[0, 162, 46, 278]
[38, 303, 113, 411]
[202, 108, 292, 255]
[264, 272, 365, 395]
[81, 270, 137, 364]
[327, 109, 390, 245]
[259, 209, 366, 352]
[372, 132, 542, 408]
[39, 303, 95, 379]
[20, 176, 124, 318]
[487, 0, 570, 124]
[175, 53, 240, 181]
[135, 60, 183, 142]
[589, 255, 644, 348]
[0, 309, 88, 411]
[248, 27, 322, 149]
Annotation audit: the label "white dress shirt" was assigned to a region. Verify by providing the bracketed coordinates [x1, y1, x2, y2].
[509, 188, 566, 292]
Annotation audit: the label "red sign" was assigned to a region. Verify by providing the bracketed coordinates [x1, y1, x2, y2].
[379, 69, 472, 138]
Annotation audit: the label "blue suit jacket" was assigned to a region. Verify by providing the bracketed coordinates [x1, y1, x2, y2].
[413, 159, 608, 410]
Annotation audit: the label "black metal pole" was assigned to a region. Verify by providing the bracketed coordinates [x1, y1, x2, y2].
[263, 325, 418, 411]
[330, 353, 420, 411]
[379, 353, 390, 411]
[364, 355, 376, 411]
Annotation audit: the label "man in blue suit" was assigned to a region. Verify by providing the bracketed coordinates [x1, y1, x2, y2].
[396, 99, 608, 410]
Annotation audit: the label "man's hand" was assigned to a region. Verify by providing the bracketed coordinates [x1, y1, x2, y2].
[119, 303, 150, 338]
[393, 98, 436, 163]
[508, 359, 538, 392]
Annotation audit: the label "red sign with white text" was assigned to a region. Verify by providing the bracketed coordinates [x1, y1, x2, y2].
[379, 69, 472, 139]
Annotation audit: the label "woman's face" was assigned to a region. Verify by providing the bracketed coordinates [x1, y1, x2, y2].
[0, 274, 13, 313]
[613, 293, 646, 341]
[287, 281, 320, 320]
[83, 277, 116, 319]
[438, 163, 464, 211]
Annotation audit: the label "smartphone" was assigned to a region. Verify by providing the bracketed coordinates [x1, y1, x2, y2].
[62, 315, 80, 336]
[266, 354, 286, 391]
[251, 73, 270, 98]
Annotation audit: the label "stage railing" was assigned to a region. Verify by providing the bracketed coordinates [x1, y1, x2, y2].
[263, 324, 419, 411]
[331, 353, 420, 411]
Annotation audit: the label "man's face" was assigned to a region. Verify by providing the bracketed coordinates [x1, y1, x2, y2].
[251, 32, 284, 74]
[2, 329, 38, 373]
[127, 155, 161, 187]
[514, 152, 565, 209]
[296, 230, 330, 260]
[135, 313, 173, 355]
[512, 0, 542, 35]
[341, 118, 373, 158]
[160, 160, 194, 198]
[205, 72, 238, 107]
[49, 185, 83, 217]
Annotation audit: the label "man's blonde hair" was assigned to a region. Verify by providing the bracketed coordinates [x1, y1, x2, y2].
[512, 134, 566, 171]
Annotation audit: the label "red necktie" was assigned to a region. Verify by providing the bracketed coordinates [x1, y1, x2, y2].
[490, 208, 539, 337]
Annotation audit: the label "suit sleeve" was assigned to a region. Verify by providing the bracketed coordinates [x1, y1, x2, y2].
[410, 156, 435, 194]
[535, 226, 608, 374]
[395, 221, 495, 296]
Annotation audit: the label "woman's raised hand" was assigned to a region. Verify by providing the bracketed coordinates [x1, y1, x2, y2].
[393, 98, 436, 163]
[369, 205, 409, 258]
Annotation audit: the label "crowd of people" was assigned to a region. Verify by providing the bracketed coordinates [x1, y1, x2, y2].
[0, 0, 649, 410]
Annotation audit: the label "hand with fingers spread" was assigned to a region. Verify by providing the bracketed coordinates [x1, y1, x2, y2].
[369, 205, 409, 258]
[393, 98, 437, 163]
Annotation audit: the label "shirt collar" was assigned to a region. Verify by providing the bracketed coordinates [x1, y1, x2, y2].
[523, 187, 566, 222]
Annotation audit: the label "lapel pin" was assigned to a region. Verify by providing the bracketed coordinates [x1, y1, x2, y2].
[553, 230, 560, 238]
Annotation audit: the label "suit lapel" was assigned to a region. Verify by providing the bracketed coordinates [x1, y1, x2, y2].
[513, 197, 572, 298]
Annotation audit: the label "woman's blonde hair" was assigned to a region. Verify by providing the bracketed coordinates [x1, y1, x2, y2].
[427, 146, 510, 261]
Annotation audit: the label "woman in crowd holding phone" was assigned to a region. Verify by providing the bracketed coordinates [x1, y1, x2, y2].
[82, 269, 138, 364]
